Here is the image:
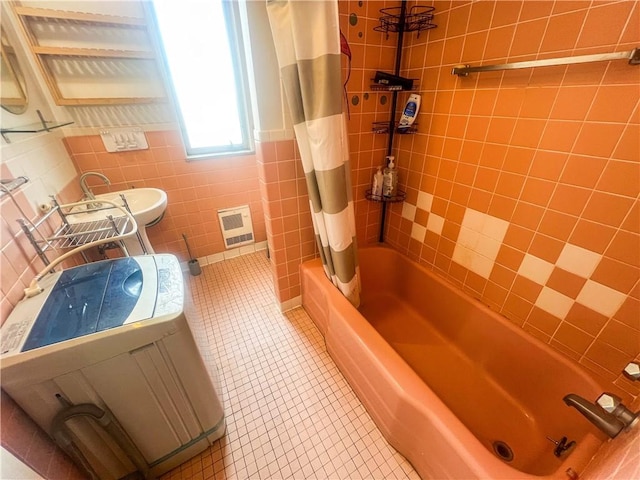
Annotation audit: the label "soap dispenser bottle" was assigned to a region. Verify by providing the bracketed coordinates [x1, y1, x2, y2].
[382, 156, 398, 197]
[372, 167, 383, 197]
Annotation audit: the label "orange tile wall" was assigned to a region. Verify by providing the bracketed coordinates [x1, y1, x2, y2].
[63, 130, 266, 263]
[340, 0, 639, 400]
[256, 140, 317, 304]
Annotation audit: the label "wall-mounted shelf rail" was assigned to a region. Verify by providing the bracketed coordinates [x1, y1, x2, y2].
[452, 47, 640, 77]
[0, 176, 29, 197]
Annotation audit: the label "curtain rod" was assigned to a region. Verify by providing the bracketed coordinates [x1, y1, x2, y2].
[452, 47, 639, 77]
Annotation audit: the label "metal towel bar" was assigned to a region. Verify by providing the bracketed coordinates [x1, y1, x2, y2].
[452, 47, 639, 77]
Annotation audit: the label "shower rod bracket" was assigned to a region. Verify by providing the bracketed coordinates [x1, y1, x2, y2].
[452, 47, 639, 77]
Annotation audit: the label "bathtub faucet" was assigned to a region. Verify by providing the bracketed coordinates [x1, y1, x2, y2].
[563, 393, 639, 438]
[79, 172, 110, 207]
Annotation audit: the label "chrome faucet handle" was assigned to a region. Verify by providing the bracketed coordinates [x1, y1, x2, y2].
[597, 393, 639, 430]
[596, 392, 622, 413]
[623, 362, 640, 381]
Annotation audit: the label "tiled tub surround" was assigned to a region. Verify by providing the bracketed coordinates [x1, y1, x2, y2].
[302, 246, 606, 480]
[63, 130, 267, 264]
[340, 1, 640, 398]
[256, 140, 318, 305]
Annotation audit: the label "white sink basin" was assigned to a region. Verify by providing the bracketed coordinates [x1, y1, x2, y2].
[95, 188, 167, 226]
[68, 188, 167, 227]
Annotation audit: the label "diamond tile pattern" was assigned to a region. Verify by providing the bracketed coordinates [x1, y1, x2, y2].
[162, 252, 418, 480]
[576, 280, 628, 318]
[518, 254, 555, 285]
[452, 209, 509, 278]
[556, 244, 602, 278]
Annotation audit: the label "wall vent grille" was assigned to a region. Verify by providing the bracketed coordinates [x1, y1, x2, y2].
[218, 205, 254, 249]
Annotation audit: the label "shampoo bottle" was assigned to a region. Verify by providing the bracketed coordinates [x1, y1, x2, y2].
[397, 93, 421, 133]
[372, 167, 383, 197]
[382, 156, 398, 197]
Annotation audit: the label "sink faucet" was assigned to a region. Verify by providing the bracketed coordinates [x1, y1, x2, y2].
[79, 172, 110, 205]
[563, 393, 639, 438]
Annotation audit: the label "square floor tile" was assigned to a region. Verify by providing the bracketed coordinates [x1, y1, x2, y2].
[163, 252, 418, 480]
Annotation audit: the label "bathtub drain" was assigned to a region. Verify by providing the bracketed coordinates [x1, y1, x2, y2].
[492, 441, 514, 462]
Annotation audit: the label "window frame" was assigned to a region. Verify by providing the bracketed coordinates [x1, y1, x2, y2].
[149, 0, 254, 160]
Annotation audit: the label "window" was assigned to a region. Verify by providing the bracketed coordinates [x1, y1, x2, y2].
[151, 0, 252, 158]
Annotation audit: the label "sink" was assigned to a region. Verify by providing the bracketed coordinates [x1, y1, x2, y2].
[66, 188, 167, 255]
[93, 188, 167, 226]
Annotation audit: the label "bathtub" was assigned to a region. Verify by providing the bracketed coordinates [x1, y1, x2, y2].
[301, 246, 606, 479]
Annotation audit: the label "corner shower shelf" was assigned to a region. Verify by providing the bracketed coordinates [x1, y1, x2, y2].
[365, 189, 406, 203]
[371, 3, 436, 242]
[370, 84, 407, 91]
[370, 72, 417, 91]
[370, 84, 418, 92]
[374, 5, 437, 38]
[372, 121, 418, 134]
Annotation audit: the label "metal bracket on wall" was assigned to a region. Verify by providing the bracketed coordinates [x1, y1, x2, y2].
[0, 110, 73, 143]
[452, 47, 640, 77]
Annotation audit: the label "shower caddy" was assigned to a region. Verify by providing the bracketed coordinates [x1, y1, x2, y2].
[364, 3, 436, 242]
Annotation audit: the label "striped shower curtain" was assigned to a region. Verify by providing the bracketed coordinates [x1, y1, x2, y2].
[266, 0, 360, 307]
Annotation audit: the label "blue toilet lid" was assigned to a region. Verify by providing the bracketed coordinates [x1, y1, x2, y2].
[22, 258, 144, 351]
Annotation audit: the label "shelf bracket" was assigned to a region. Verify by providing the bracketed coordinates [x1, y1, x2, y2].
[1, 110, 73, 143]
[37, 109, 51, 132]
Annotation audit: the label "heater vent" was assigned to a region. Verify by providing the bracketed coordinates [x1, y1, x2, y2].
[218, 205, 254, 249]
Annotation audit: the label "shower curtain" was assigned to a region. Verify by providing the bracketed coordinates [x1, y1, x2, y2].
[267, 0, 360, 307]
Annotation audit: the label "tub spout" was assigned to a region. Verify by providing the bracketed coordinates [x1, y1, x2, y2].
[563, 393, 632, 438]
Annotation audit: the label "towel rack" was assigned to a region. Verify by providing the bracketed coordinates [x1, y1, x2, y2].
[452, 47, 639, 77]
[0, 176, 29, 197]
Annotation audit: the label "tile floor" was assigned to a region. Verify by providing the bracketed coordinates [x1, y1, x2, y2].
[161, 251, 419, 480]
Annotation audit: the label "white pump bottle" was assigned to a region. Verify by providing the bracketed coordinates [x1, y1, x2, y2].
[382, 156, 398, 197]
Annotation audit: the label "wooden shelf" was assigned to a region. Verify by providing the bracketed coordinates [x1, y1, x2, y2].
[14, 6, 147, 27]
[56, 97, 165, 106]
[32, 46, 155, 59]
[13, 3, 166, 106]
